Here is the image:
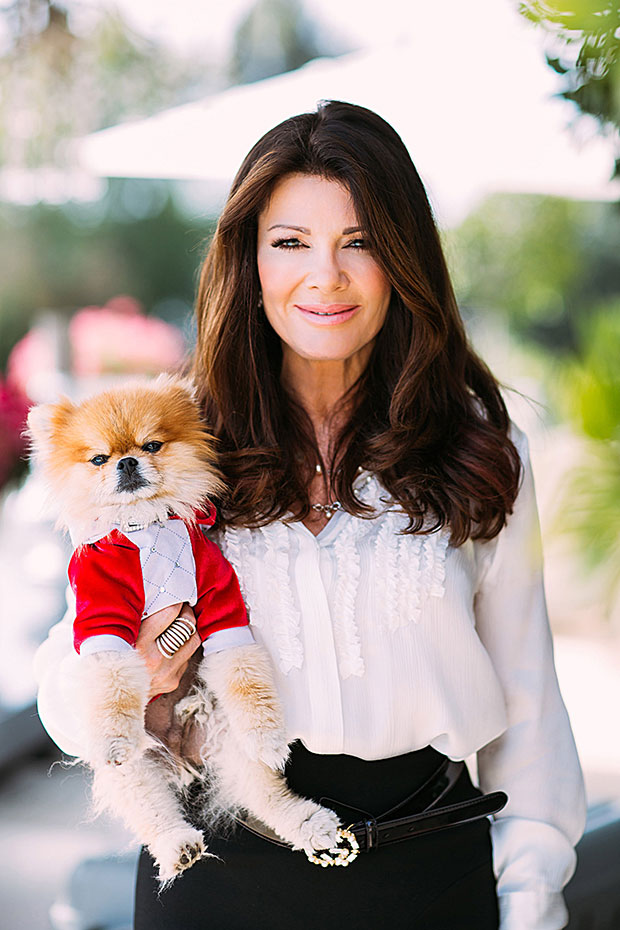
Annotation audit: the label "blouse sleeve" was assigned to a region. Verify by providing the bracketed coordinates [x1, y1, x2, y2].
[33, 586, 89, 758]
[474, 426, 586, 930]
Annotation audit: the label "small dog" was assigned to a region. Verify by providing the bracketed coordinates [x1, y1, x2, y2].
[28, 375, 340, 882]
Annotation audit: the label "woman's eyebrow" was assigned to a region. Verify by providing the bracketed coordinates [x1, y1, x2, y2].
[267, 224, 364, 234]
[267, 224, 310, 233]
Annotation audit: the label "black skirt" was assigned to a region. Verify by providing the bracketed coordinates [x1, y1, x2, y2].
[134, 743, 499, 930]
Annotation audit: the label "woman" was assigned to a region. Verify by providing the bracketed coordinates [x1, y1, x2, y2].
[35, 101, 585, 930]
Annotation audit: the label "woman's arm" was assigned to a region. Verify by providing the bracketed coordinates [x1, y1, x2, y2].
[474, 427, 586, 930]
[34, 591, 201, 758]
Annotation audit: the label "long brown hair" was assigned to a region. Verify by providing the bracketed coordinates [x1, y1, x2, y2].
[192, 100, 521, 544]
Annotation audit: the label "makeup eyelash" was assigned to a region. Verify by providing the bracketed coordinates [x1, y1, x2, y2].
[271, 238, 306, 250]
[270, 237, 369, 250]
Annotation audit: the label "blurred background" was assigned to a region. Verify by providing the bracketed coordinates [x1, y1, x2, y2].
[0, 0, 619, 927]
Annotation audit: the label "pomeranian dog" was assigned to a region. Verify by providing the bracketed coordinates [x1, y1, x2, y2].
[28, 375, 341, 883]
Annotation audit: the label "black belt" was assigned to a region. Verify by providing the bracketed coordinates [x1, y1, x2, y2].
[234, 758, 508, 867]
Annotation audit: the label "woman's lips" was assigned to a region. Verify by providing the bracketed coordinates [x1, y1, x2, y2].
[294, 304, 360, 324]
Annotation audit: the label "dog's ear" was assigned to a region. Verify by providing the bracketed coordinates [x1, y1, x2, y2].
[26, 397, 75, 447]
[154, 373, 198, 403]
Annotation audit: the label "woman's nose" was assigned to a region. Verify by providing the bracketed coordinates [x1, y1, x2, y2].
[306, 248, 348, 292]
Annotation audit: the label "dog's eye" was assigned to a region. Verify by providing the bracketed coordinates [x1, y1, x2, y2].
[142, 441, 163, 453]
[90, 454, 109, 467]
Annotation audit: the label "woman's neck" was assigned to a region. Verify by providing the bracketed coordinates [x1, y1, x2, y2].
[280, 348, 369, 455]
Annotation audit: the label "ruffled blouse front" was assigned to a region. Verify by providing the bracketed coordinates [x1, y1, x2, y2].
[218, 470, 502, 761]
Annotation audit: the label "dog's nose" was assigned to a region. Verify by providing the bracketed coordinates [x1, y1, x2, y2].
[117, 457, 139, 474]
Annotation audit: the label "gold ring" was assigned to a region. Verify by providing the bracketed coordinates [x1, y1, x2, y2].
[155, 616, 197, 659]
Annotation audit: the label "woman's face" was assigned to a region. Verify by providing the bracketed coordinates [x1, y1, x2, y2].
[256, 173, 391, 368]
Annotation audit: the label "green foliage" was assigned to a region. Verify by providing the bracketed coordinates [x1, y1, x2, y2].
[561, 303, 620, 440]
[0, 179, 216, 370]
[551, 304, 620, 606]
[557, 433, 620, 601]
[449, 192, 620, 350]
[518, 1, 620, 169]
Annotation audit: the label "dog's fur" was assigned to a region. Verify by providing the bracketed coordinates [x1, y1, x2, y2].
[28, 375, 340, 883]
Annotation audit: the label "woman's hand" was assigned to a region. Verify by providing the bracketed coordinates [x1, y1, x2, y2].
[135, 603, 202, 701]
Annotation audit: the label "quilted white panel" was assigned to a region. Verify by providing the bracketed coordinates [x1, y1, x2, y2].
[126, 520, 198, 617]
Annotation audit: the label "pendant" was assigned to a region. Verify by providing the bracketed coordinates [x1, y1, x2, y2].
[311, 501, 342, 519]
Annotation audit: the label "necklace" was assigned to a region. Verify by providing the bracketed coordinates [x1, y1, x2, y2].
[311, 463, 341, 519]
[311, 500, 342, 519]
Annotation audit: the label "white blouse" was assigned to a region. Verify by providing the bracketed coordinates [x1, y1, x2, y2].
[34, 424, 586, 930]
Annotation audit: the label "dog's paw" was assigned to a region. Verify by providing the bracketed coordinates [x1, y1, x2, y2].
[241, 726, 289, 770]
[175, 693, 205, 721]
[151, 826, 209, 882]
[103, 737, 133, 767]
[102, 731, 148, 767]
[298, 807, 341, 853]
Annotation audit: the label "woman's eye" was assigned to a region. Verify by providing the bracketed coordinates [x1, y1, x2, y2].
[90, 454, 109, 467]
[271, 237, 306, 250]
[142, 441, 163, 453]
[345, 238, 368, 250]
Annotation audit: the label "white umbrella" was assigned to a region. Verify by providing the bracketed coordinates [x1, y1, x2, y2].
[73, 2, 620, 226]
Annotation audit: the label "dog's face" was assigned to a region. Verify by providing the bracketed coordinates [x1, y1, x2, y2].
[27, 376, 222, 525]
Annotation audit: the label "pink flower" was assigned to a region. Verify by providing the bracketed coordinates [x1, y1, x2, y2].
[7, 296, 186, 395]
[70, 297, 185, 376]
[0, 377, 29, 491]
[6, 328, 56, 399]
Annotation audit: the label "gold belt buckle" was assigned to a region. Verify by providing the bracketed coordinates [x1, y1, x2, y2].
[305, 827, 360, 867]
